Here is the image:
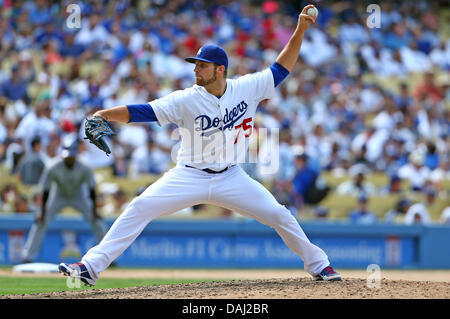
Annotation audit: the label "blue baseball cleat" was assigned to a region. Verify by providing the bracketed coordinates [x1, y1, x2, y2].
[312, 266, 342, 281]
[58, 262, 97, 286]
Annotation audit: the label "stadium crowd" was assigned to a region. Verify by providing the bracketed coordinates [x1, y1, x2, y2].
[0, 0, 448, 224]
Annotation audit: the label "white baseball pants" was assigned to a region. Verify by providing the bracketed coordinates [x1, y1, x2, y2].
[81, 165, 329, 280]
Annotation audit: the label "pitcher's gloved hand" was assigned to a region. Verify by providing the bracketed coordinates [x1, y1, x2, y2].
[84, 115, 115, 156]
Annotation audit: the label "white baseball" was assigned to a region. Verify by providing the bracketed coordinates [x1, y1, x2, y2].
[306, 7, 318, 18]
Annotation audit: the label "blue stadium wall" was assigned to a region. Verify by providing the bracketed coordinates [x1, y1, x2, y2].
[1, 214, 449, 269]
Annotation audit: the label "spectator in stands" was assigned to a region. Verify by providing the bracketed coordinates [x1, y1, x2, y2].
[413, 72, 445, 104]
[348, 193, 377, 224]
[378, 175, 404, 196]
[112, 189, 129, 214]
[404, 187, 436, 225]
[372, 95, 401, 133]
[384, 198, 412, 223]
[14, 195, 30, 213]
[291, 153, 329, 212]
[14, 99, 57, 152]
[0, 65, 29, 102]
[351, 126, 389, 165]
[336, 164, 377, 197]
[291, 153, 316, 211]
[16, 136, 45, 185]
[394, 83, 413, 109]
[5, 138, 25, 174]
[314, 206, 330, 221]
[59, 31, 86, 58]
[424, 140, 440, 170]
[0, 98, 7, 145]
[398, 149, 430, 191]
[429, 39, 450, 70]
[0, 184, 19, 213]
[129, 136, 171, 177]
[441, 207, 450, 224]
[28, 192, 42, 214]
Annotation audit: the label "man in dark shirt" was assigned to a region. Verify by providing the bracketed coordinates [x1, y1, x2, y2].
[0, 65, 28, 101]
[292, 153, 318, 209]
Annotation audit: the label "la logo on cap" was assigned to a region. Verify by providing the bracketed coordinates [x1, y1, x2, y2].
[197, 48, 202, 55]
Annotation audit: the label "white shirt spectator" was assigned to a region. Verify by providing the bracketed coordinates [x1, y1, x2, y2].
[416, 109, 444, 140]
[404, 203, 431, 225]
[5, 141, 23, 170]
[74, 19, 110, 47]
[392, 125, 416, 152]
[351, 129, 389, 163]
[359, 85, 383, 113]
[336, 179, 378, 196]
[78, 141, 115, 169]
[429, 40, 450, 70]
[129, 144, 170, 177]
[400, 45, 432, 73]
[372, 110, 401, 132]
[429, 166, 448, 184]
[362, 46, 408, 77]
[380, 49, 409, 77]
[14, 112, 57, 151]
[300, 28, 338, 67]
[129, 31, 146, 53]
[0, 121, 6, 143]
[441, 207, 450, 224]
[339, 22, 369, 46]
[398, 163, 430, 190]
[118, 124, 148, 149]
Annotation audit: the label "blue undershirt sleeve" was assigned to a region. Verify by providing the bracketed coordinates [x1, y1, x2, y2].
[270, 62, 290, 87]
[126, 104, 158, 123]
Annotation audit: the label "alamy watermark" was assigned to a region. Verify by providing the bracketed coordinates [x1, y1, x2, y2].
[66, 275, 82, 289]
[66, 4, 81, 29]
[366, 4, 381, 28]
[366, 264, 381, 289]
[168, 127, 280, 175]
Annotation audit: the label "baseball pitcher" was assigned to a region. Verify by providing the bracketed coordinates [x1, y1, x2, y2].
[59, 5, 341, 286]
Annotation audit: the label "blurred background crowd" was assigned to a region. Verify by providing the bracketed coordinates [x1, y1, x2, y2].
[0, 0, 448, 224]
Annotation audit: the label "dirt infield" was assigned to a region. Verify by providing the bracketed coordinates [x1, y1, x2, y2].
[1, 268, 449, 299]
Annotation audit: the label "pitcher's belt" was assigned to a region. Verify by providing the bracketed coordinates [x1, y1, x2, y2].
[185, 165, 232, 174]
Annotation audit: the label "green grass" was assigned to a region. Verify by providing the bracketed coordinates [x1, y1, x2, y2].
[0, 276, 216, 296]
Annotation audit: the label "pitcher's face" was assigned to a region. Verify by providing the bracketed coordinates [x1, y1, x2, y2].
[194, 61, 217, 86]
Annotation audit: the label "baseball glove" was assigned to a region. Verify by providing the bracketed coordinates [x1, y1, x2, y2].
[84, 115, 115, 155]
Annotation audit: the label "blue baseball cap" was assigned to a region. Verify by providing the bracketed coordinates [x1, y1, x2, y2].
[184, 45, 228, 70]
[61, 137, 78, 158]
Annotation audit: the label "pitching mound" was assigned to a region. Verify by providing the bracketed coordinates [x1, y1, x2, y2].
[7, 278, 450, 299]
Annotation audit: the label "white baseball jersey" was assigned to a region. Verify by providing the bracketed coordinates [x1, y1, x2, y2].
[151, 68, 275, 170]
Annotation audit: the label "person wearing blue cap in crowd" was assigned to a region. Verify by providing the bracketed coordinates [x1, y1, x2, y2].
[348, 193, 377, 224]
[404, 186, 436, 225]
[384, 198, 412, 223]
[59, 4, 343, 286]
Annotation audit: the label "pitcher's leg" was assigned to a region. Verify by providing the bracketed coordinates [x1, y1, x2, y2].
[210, 166, 329, 275]
[81, 167, 208, 277]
